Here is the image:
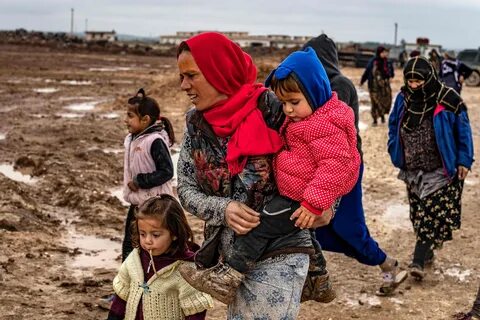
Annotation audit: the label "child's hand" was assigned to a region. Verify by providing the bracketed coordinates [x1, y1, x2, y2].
[290, 206, 317, 229]
[128, 180, 139, 192]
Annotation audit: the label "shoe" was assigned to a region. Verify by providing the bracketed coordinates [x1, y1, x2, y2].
[376, 261, 408, 296]
[452, 312, 480, 320]
[408, 263, 425, 281]
[179, 262, 244, 305]
[380, 115, 386, 124]
[424, 251, 435, 267]
[301, 271, 336, 303]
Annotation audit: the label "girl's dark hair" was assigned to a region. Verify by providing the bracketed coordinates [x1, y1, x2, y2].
[269, 74, 301, 98]
[176, 41, 190, 57]
[131, 194, 194, 256]
[127, 88, 175, 145]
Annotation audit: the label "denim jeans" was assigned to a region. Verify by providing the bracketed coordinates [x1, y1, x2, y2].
[228, 253, 309, 320]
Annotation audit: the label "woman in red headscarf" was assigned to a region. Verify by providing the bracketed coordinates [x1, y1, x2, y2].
[175, 32, 315, 318]
[360, 46, 393, 126]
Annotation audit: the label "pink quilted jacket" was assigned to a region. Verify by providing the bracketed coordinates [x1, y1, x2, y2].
[274, 92, 361, 215]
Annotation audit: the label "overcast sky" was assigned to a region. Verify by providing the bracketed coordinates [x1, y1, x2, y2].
[1, 0, 479, 49]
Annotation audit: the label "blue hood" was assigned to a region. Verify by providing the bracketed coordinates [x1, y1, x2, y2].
[265, 46, 332, 111]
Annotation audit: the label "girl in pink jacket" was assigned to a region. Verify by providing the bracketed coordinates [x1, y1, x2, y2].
[122, 88, 176, 261]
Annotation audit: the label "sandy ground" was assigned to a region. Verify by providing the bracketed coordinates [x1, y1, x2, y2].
[0, 44, 479, 320]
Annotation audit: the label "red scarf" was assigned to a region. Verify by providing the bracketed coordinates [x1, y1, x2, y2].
[185, 32, 283, 176]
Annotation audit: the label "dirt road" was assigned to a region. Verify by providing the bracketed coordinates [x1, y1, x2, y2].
[0, 45, 478, 320]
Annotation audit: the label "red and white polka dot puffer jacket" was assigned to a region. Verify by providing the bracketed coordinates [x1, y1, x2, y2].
[274, 92, 361, 215]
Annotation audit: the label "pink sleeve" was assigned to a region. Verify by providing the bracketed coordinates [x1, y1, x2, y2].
[302, 108, 360, 213]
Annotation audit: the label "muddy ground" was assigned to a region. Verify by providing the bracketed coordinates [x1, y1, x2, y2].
[0, 44, 479, 320]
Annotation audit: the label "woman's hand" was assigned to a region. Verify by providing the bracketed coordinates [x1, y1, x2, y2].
[311, 208, 334, 228]
[457, 165, 469, 180]
[225, 201, 260, 235]
[127, 180, 139, 192]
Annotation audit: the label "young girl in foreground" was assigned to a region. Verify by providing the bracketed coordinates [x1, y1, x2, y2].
[108, 195, 213, 320]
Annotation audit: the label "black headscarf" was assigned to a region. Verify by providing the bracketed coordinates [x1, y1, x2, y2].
[375, 46, 390, 79]
[402, 56, 465, 132]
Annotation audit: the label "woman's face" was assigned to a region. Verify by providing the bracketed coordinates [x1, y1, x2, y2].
[407, 79, 425, 90]
[177, 51, 227, 111]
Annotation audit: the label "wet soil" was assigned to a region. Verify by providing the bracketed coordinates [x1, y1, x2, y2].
[0, 44, 479, 320]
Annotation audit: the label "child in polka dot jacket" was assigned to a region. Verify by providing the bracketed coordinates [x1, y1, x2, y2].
[179, 47, 360, 305]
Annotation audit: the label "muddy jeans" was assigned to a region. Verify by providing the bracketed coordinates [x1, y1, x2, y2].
[228, 253, 309, 320]
[228, 195, 326, 274]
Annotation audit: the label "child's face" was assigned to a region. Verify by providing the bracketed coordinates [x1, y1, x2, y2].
[138, 217, 174, 256]
[277, 91, 313, 122]
[124, 107, 149, 135]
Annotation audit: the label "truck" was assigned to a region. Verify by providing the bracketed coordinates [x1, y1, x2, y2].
[457, 48, 480, 87]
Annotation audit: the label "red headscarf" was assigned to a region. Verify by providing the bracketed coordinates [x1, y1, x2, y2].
[184, 32, 283, 176]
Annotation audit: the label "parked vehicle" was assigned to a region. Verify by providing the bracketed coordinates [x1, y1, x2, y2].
[457, 48, 480, 87]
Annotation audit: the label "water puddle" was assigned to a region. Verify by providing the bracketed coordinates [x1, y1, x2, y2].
[55, 112, 85, 119]
[110, 80, 134, 84]
[58, 96, 95, 101]
[89, 67, 132, 72]
[464, 178, 478, 186]
[359, 104, 371, 112]
[382, 203, 411, 230]
[33, 87, 59, 93]
[102, 148, 123, 154]
[109, 187, 129, 207]
[356, 87, 370, 98]
[101, 112, 120, 119]
[66, 232, 120, 272]
[64, 101, 100, 111]
[0, 163, 38, 184]
[359, 121, 368, 131]
[7, 79, 23, 84]
[0, 106, 18, 113]
[60, 80, 93, 86]
[444, 267, 472, 282]
[0, 133, 5, 140]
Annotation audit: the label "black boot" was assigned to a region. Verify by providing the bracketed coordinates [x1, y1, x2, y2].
[409, 240, 433, 281]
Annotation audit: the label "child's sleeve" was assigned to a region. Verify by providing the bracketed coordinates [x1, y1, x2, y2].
[112, 261, 131, 302]
[302, 108, 360, 213]
[134, 138, 174, 189]
[178, 263, 214, 316]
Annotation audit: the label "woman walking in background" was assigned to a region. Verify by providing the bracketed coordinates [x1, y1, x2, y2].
[360, 46, 393, 126]
[303, 35, 406, 296]
[388, 56, 474, 281]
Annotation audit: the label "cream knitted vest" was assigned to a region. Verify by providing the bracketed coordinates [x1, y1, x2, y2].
[113, 249, 213, 320]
